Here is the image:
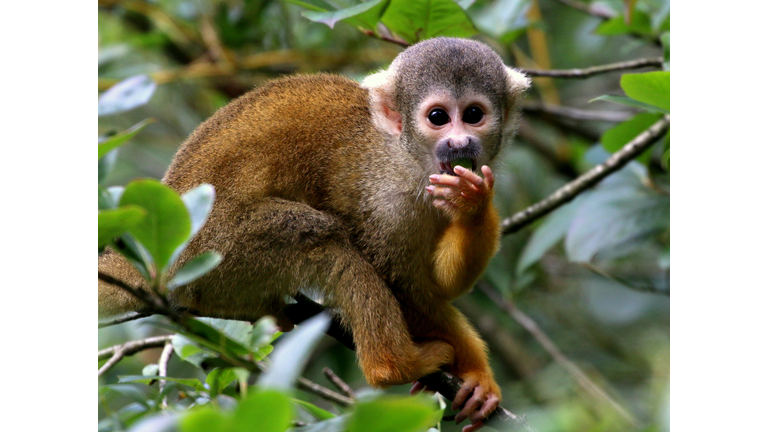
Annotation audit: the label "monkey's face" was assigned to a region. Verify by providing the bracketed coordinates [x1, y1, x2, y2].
[414, 91, 502, 176]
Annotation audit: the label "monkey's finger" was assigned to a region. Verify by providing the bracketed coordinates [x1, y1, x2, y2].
[462, 421, 486, 432]
[453, 165, 485, 189]
[427, 185, 461, 200]
[469, 394, 500, 424]
[429, 173, 480, 193]
[452, 380, 477, 410]
[455, 387, 485, 424]
[480, 166, 495, 190]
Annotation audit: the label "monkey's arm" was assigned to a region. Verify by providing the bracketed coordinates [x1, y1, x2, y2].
[428, 165, 501, 300]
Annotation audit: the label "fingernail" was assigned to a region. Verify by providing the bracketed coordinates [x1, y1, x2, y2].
[454, 165, 466, 173]
[429, 174, 440, 181]
[426, 185, 434, 193]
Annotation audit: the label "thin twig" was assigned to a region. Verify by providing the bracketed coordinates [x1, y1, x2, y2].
[159, 340, 174, 408]
[98, 335, 174, 361]
[520, 57, 663, 79]
[477, 283, 638, 425]
[98, 272, 170, 315]
[524, 104, 632, 123]
[502, 115, 670, 235]
[99, 312, 152, 328]
[361, 29, 411, 47]
[98, 350, 126, 377]
[322, 367, 357, 400]
[297, 376, 355, 406]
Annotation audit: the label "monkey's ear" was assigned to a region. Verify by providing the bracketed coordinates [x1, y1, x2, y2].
[502, 67, 531, 134]
[362, 69, 403, 136]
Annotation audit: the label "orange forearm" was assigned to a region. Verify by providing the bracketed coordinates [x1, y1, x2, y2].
[432, 203, 501, 299]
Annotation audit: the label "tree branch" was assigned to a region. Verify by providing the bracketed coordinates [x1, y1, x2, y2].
[519, 57, 663, 79]
[159, 340, 174, 408]
[284, 294, 533, 431]
[296, 376, 355, 407]
[98, 335, 174, 361]
[477, 283, 637, 425]
[501, 114, 670, 235]
[323, 367, 357, 400]
[523, 104, 632, 123]
[99, 311, 152, 328]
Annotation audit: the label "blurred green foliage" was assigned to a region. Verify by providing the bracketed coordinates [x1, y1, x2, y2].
[98, 0, 670, 431]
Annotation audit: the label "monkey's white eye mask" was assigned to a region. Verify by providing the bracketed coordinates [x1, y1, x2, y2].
[416, 93, 496, 176]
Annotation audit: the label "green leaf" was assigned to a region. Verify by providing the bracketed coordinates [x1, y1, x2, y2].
[168, 183, 217, 265]
[621, 71, 670, 112]
[180, 406, 230, 432]
[293, 398, 336, 420]
[98, 206, 147, 248]
[381, 0, 477, 44]
[99, 75, 157, 116]
[471, 0, 529, 39]
[347, 395, 442, 432]
[206, 368, 239, 395]
[660, 31, 670, 70]
[126, 412, 179, 432]
[601, 112, 664, 163]
[257, 313, 331, 391]
[119, 179, 192, 273]
[142, 364, 159, 377]
[167, 251, 223, 290]
[232, 390, 293, 432]
[118, 375, 207, 391]
[594, 11, 652, 36]
[99, 147, 119, 183]
[301, 0, 386, 29]
[98, 119, 155, 159]
[516, 202, 579, 275]
[250, 316, 280, 350]
[564, 165, 669, 262]
[100, 384, 150, 408]
[590, 94, 667, 113]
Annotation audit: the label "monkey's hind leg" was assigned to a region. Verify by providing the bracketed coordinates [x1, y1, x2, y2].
[98, 249, 153, 320]
[219, 197, 454, 387]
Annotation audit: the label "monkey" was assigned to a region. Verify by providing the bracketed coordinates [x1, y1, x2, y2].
[99, 37, 529, 430]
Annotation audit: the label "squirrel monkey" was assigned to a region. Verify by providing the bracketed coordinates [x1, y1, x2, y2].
[99, 37, 529, 429]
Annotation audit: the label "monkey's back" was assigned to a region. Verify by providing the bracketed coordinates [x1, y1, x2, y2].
[164, 74, 379, 214]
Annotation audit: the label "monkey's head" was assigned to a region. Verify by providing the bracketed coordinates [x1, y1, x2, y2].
[362, 37, 530, 176]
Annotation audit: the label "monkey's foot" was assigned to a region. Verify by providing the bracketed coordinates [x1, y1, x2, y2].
[451, 374, 501, 429]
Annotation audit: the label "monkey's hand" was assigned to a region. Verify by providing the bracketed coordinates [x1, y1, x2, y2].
[427, 165, 494, 223]
[452, 370, 501, 431]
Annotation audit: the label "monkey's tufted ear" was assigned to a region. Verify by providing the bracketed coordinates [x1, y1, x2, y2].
[502, 66, 531, 135]
[361, 69, 403, 136]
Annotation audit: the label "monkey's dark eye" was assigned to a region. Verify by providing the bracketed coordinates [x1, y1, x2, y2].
[463, 106, 484, 124]
[428, 109, 450, 126]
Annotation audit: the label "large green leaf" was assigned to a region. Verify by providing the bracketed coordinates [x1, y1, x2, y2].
[98, 119, 155, 159]
[169, 183, 216, 265]
[98, 206, 146, 248]
[167, 251, 223, 290]
[594, 11, 652, 36]
[98, 75, 157, 116]
[292, 398, 336, 420]
[621, 71, 670, 112]
[347, 395, 442, 432]
[565, 164, 669, 262]
[300, 0, 387, 30]
[180, 407, 229, 432]
[601, 112, 664, 163]
[516, 201, 579, 275]
[381, 0, 477, 43]
[119, 179, 191, 272]
[232, 390, 293, 432]
[257, 313, 330, 391]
